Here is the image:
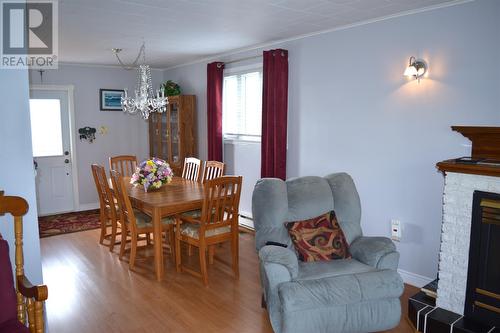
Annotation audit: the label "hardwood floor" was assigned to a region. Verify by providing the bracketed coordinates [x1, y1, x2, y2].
[41, 229, 419, 333]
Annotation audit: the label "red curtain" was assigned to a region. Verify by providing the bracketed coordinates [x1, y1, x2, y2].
[207, 62, 224, 161]
[261, 49, 288, 180]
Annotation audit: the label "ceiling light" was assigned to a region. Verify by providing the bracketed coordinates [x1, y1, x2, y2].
[112, 43, 167, 119]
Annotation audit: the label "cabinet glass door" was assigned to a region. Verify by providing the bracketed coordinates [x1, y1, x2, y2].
[161, 112, 169, 161]
[150, 113, 160, 157]
[169, 102, 180, 164]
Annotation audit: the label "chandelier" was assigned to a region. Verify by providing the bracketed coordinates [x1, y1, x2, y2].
[112, 43, 167, 119]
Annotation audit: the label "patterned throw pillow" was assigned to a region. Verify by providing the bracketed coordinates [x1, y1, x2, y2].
[286, 211, 351, 262]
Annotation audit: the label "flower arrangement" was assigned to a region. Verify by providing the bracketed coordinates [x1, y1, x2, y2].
[130, 158, 173, 192]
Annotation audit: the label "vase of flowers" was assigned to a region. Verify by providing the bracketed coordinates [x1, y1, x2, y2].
[130, 158, 173, 192]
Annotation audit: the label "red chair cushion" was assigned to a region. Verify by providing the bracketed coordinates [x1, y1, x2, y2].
[0, 239, 17, 326]
[0, 319, 30, 333]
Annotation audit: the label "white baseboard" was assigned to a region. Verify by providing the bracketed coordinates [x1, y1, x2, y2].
[398, 269, 434, 288]
[239, 211, 252, 219]
[77, 203, 100, 211]
[238, 212, 254, 229]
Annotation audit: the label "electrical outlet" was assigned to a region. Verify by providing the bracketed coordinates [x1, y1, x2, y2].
[391, 219, 401, 242]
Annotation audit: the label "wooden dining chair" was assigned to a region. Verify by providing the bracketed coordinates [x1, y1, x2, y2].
[0, 191, 48, 333]
[91, 164, 121, 252]
[110, 170, 175, 270]
[181, 157, 201, 182]
[175, 176, 242, 286]
[191, 160, 225, 258]
[201, 161, 225, 183]
[109, 155, 138, 178]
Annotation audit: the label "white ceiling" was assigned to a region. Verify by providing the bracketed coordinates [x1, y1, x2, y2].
[59, 0, 460, 68]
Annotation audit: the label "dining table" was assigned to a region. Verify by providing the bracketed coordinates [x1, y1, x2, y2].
[120, 176, 205, 281]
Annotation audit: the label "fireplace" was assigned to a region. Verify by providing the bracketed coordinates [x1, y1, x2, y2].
[464, 190, 500, 327]
[407, 127, 500, 333]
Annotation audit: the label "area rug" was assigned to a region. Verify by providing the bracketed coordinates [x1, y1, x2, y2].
[39, 209, 101, 238]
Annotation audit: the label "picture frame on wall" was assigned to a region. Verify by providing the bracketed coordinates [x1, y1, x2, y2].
[99, 89, 124, 111]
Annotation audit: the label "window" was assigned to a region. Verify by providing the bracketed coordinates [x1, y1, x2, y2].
[29, 99, 64, 157]
[223, 69, 262, 141]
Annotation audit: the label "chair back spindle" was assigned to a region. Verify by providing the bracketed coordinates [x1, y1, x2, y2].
[201, 161, 225, 183]
[109, 155, 138, 178]
[181, 157, 201, 182]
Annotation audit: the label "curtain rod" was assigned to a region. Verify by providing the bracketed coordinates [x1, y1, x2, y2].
[218, 55, 262, 67]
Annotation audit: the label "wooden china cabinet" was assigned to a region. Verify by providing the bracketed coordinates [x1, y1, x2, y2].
[149, 95, 196, 175]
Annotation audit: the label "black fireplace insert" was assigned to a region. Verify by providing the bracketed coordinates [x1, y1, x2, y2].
[464, 190, 500, 327]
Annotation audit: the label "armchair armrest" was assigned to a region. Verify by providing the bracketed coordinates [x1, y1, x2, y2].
[17, 275, 48, 302]
[349, 236, 399, 270]
[258, 246, 298, 332]
[259, 245, 298, 279]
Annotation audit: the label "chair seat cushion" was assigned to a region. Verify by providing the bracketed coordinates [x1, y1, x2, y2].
[180, 207, 219, 219]
[297, 258, 375, 281]
[133, 210, 174, 228]
[180, 222, 230, 239]
[0, 240, 17, 326]
[181, 209, 202, 218]
[286, 211, 350, 262]
[279, 269, 403, 313]
[0, 318, 30, 333]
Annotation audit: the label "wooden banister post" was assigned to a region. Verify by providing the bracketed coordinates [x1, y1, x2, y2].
[15, 215, 26, 324]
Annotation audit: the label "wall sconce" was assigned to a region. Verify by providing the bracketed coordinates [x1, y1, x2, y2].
[404, 56, 427, 82]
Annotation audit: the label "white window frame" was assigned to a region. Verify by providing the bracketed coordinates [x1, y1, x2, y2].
[223, 63, 263, 143]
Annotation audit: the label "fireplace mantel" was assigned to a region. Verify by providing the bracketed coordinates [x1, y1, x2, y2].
[437, 126, 500, 177]
[437, 160, 500, 177]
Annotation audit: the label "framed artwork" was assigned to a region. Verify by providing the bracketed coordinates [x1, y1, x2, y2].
[99, 89, 124, 111]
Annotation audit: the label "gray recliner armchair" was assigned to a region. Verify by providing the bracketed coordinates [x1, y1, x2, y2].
[252, 173, 404, 333]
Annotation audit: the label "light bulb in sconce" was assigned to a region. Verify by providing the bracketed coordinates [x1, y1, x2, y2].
[404, 56, 427, 82]
[403, 65, 418, 77]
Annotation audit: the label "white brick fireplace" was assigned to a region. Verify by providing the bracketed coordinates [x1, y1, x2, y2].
[437, 172, 500, 314]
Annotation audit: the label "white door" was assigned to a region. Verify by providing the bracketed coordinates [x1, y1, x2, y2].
[29, 89, 75, 216]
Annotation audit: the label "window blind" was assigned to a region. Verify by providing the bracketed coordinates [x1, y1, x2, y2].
[223, 70, 262, 141]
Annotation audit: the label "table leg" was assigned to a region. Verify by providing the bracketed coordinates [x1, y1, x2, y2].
[153, 207, 164, 281]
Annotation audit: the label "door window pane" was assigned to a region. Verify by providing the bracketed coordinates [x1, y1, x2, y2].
[29, 99, 64, 157]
